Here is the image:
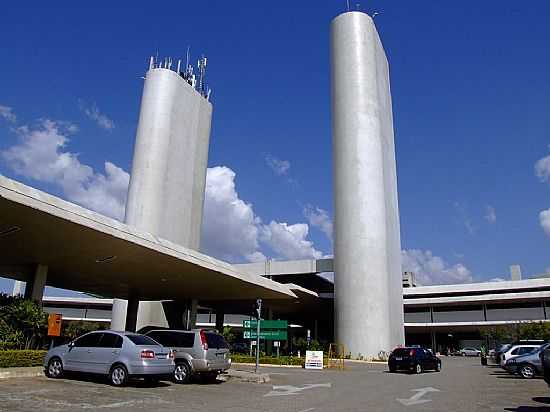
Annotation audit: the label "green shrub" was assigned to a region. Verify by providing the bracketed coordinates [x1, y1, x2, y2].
[230, 354, 305, 366]
[0, 350, 47, 368]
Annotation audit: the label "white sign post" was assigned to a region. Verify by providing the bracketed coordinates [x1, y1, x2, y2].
[305, 350, 324, 370]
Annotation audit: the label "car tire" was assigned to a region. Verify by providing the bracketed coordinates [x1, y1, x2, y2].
[109, 364, 128, 387]
[415, 363, 423, 374]
[173, 361, 192, 384]
[389, 365, 396, 373]
[46, 357, 64, 379]
[519, 364, 536, 379]
[436, 362, 441, 372]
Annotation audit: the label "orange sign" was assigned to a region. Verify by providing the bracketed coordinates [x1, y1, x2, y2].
[47, 313, 62, 337]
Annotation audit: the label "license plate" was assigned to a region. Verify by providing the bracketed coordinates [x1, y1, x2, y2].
[395, 357, 402, 361]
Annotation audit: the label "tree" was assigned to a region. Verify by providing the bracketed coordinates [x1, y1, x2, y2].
[222, 326, 236, 345]
[0, 294, 48, 349]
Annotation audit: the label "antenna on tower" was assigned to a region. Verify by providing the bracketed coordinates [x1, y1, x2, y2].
[197, 55, 207, 97]
[186, 46, 190, 69]
[346, 0, 350, 11]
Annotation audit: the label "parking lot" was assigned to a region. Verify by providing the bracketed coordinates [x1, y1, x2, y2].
[2, 357, 550, 411]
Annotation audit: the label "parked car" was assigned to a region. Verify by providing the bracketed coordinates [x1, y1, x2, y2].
[459, 347, 481, 357]
[145, 329, 231, 383]
[496, 341, 544, 364]
[388, 347, 441, 374]
[504, 343, 550, 379]
[44, 330, 174, 386]
[500, 345, 541, 366]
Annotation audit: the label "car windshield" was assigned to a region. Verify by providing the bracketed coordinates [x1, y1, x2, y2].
[126, 334, 160, 346]
[392, 348, 412, 356]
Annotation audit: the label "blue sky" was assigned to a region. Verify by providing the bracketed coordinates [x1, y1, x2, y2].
[0, 1, 549, 294]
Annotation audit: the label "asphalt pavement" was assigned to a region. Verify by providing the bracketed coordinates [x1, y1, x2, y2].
[1, 357, 550, 411]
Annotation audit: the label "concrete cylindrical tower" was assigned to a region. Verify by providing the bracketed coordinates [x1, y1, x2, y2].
[125, 67, 212, 249]
[331, 11, 404, 358]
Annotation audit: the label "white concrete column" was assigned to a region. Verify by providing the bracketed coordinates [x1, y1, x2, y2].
[110, 299, 128, 331]
[24, 264, 47, 304]
[331, 11, 404, 359]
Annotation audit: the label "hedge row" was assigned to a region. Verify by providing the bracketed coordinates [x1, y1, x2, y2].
[230, 354, 305, 366]
[0, 350, 47, 368]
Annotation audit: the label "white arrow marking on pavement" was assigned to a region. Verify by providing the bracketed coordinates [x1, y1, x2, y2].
[264, 383, 331, 397]
[396, 387, 440, 406]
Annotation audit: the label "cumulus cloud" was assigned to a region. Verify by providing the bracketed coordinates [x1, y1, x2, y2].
[535, 155, 550, 183]
[201, 166, 265, 262]
[261, 221, 323, 260]
[489, 277, 506, 282]
[265, 154, 290, 176]
[0, 105, 16, 123]
[401, 249, 473, 285]
[540, 209, 550, 237]
[79, 100, 115, 130]
[484, 205, 496, 224]
[304, 205, 333, 242]
[1, 118, 128, 219]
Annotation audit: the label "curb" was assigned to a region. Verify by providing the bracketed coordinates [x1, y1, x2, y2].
[222, 369, 270, 384]
[0, 367, 44, 380]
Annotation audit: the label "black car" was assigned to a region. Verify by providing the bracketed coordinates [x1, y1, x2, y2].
[388, 347, 442, 374]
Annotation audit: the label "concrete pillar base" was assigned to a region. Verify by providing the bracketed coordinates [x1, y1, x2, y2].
[215, 309, 225, 333]
[126, 296, 139, 332]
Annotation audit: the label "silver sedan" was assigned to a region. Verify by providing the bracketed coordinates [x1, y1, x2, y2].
[44, 330, 174, 386]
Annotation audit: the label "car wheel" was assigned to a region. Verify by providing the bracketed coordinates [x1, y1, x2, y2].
[461, 352, 466, 357]
[173, 362, 192, 384]
[436, 362, 441, 372]
[415, 363, 423, 374]
[46, 357, 64, 379]
[519, 364, 536, 379]
[109, 364, 128, 387]
[389, 365, 396, 373]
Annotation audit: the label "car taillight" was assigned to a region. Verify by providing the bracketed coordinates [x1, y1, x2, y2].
[140, 350, 155, 359]
[199, 329, 208, 350]
[409, 349, 416, 357]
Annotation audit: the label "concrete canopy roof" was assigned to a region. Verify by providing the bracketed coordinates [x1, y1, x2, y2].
[0, 176, 296, 301]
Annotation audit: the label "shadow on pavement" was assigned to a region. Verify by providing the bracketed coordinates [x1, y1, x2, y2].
[61, 372, 171, 388]
[504, 407, 550, 411]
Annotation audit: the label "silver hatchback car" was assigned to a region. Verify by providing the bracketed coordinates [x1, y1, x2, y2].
[44, 330, 174, 386]
[145, 329, 231, 383]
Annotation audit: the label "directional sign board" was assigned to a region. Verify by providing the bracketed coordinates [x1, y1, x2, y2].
[243, 320, 288, 341]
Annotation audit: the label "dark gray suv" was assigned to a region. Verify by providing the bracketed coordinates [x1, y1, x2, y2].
[145, 329, 231, 383]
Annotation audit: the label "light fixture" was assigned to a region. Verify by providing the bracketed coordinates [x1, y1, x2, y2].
[0, 226, 21, 237]
[95, 255, 117, 263]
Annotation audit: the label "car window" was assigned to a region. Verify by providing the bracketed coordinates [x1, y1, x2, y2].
[148, 331, 195, 347]
[519, 347, 535, 355]
[205, 333, 229, 349]
[74, 333, 102, 348]
[99, 333, 123, 348]
[511, 348, 520, 355]
[126, 334, 160, 346]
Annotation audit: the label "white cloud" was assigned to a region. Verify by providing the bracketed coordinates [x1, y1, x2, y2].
[0, 105, 16, 123]
[79, 101, 115, 130]
[265, 154, 290, 176]
[1, 118, 128, 220]
[540, 208, 550, 237]
[304, 205, 333, 242]
[484, 205, 496, 224]
[535, 155, 550, 183]
[401, 249, 473, 285]
[201, 166, 265, 263]
[489, 277, 506, 282]
[261, 221, 323, 260]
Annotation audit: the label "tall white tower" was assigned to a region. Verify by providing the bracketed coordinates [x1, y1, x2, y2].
[125, 59, 212, 248]
[331, 11, 404, 358]
[111, 56, 213, 332]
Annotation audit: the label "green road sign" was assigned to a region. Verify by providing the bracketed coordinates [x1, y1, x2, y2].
[243, 320, 288, 341]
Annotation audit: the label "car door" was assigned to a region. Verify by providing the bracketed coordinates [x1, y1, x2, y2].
[87, 333, 123, 374]
[63, 332, 102, 372]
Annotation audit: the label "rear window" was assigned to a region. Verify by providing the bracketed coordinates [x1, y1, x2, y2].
[126, 334, 160, 346]
[206, 333, 229, 349]
[392, 348, 411, 356]
[148, 331, 195, 348]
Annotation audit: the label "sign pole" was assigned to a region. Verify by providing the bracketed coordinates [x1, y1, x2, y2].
[255, 298, 262, 374]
